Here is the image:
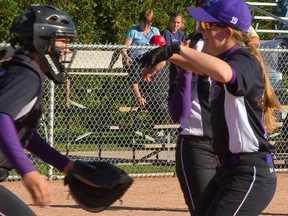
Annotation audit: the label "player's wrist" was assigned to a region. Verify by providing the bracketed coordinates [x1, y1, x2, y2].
[63, 161, 75, 175]
[136, 94, 142, 99]
[170, 42, 181, 54]
[123, 55, 130, 60]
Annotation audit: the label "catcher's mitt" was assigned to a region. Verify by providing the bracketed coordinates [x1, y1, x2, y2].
[64, 160, 133, 213]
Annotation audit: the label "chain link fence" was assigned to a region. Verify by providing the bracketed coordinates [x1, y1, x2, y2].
[42, 44, 177, 178]
[260, 40, 288, 172]
[1, 42, 288, 179]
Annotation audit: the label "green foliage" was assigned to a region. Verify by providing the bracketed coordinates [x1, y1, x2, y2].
[0, 0, 280, 44]
[0, 0, 198, 44]
[0, 0, 97, 44]
[92, 0, 196, 44]
[0, 1, 23, 42]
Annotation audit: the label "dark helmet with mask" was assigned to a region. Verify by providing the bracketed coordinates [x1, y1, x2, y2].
[9, 4, 77, 84]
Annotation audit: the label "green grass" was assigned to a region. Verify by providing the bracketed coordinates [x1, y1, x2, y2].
[8, 162, 176, 179]
[119, 164, 176, 174]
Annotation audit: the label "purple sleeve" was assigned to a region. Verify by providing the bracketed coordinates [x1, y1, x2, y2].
[226, 65, 237, 84]
[0, 113, 35, 176]
[26, 132, 70, 172]
[168, 69, 192, 123]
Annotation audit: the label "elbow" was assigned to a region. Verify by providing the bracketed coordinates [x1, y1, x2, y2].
[212, 64, 235, 83]
[216, 70, 234, 83]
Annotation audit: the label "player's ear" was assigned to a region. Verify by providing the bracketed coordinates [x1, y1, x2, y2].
[226, 27, 234, 38]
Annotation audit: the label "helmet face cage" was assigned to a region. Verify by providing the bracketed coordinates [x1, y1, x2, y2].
[9, 4, 77, 84]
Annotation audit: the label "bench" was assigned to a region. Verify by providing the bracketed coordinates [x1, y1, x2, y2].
[131, 124, 179, 164]
[68, 50, 123, 69]
[253, 16, 288, 21]
[112, 106, 179, 164]
[269, 106, 288, 169]
[246, 2, 278, 7]
[64, 47, 177, 163]
[66, 95, 179, 164]
[246, 1, 288, 34]
[271, 140, 288, 167]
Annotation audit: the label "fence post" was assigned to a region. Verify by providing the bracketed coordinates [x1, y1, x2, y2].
[47, 80, 55, 179]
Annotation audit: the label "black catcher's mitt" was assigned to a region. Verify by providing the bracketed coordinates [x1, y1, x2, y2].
[64, 160, 133, 213]
[139, 42, 181, 67]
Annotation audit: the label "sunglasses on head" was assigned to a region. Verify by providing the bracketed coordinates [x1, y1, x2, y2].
[198, 21, 229, 30]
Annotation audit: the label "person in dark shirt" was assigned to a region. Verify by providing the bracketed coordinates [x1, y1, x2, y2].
[0, 4, 77, 215]
[161, 12, 187, 92]
[140, 0, 281, 215]
[123, 10, 169, 129]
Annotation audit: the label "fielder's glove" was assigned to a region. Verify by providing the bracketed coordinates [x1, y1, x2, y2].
[64, 160, 133, 213]
[139, 42, 181, 67]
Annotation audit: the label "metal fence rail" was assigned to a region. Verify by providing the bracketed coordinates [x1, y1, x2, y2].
[1, 43, 288, 179]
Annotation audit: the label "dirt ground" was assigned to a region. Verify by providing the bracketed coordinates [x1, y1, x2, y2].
[2, 173, 288, 216]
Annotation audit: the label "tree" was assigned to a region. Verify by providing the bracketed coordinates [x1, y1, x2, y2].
[0, 0, 276, 45]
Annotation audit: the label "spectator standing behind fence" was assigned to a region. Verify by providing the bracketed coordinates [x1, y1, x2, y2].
[140, 0, 282, 215]
[161, 12, 187, 91]
[122, 10, 169, 129]
[0, 5, 77, 215]
[273, 0, 288, 30]
[248, 25, 261, 48]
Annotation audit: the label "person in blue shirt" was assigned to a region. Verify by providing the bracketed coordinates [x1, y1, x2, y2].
[122, 10, 168, 128]
[122, 10, 160, 65]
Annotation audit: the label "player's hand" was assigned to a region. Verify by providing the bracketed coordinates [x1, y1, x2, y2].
[141, 61, 167, 82]
[137, 97, 147, 108]
[63, 160, 75, 175]
[124, 56, 132, 67]
[22, 171, 52, 207]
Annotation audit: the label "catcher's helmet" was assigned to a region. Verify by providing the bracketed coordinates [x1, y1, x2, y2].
[9, 4, 77, 84]
[149, 35, 166, 46]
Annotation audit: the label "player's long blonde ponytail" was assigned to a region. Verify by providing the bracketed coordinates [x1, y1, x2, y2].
[233, 30, 282, 133]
